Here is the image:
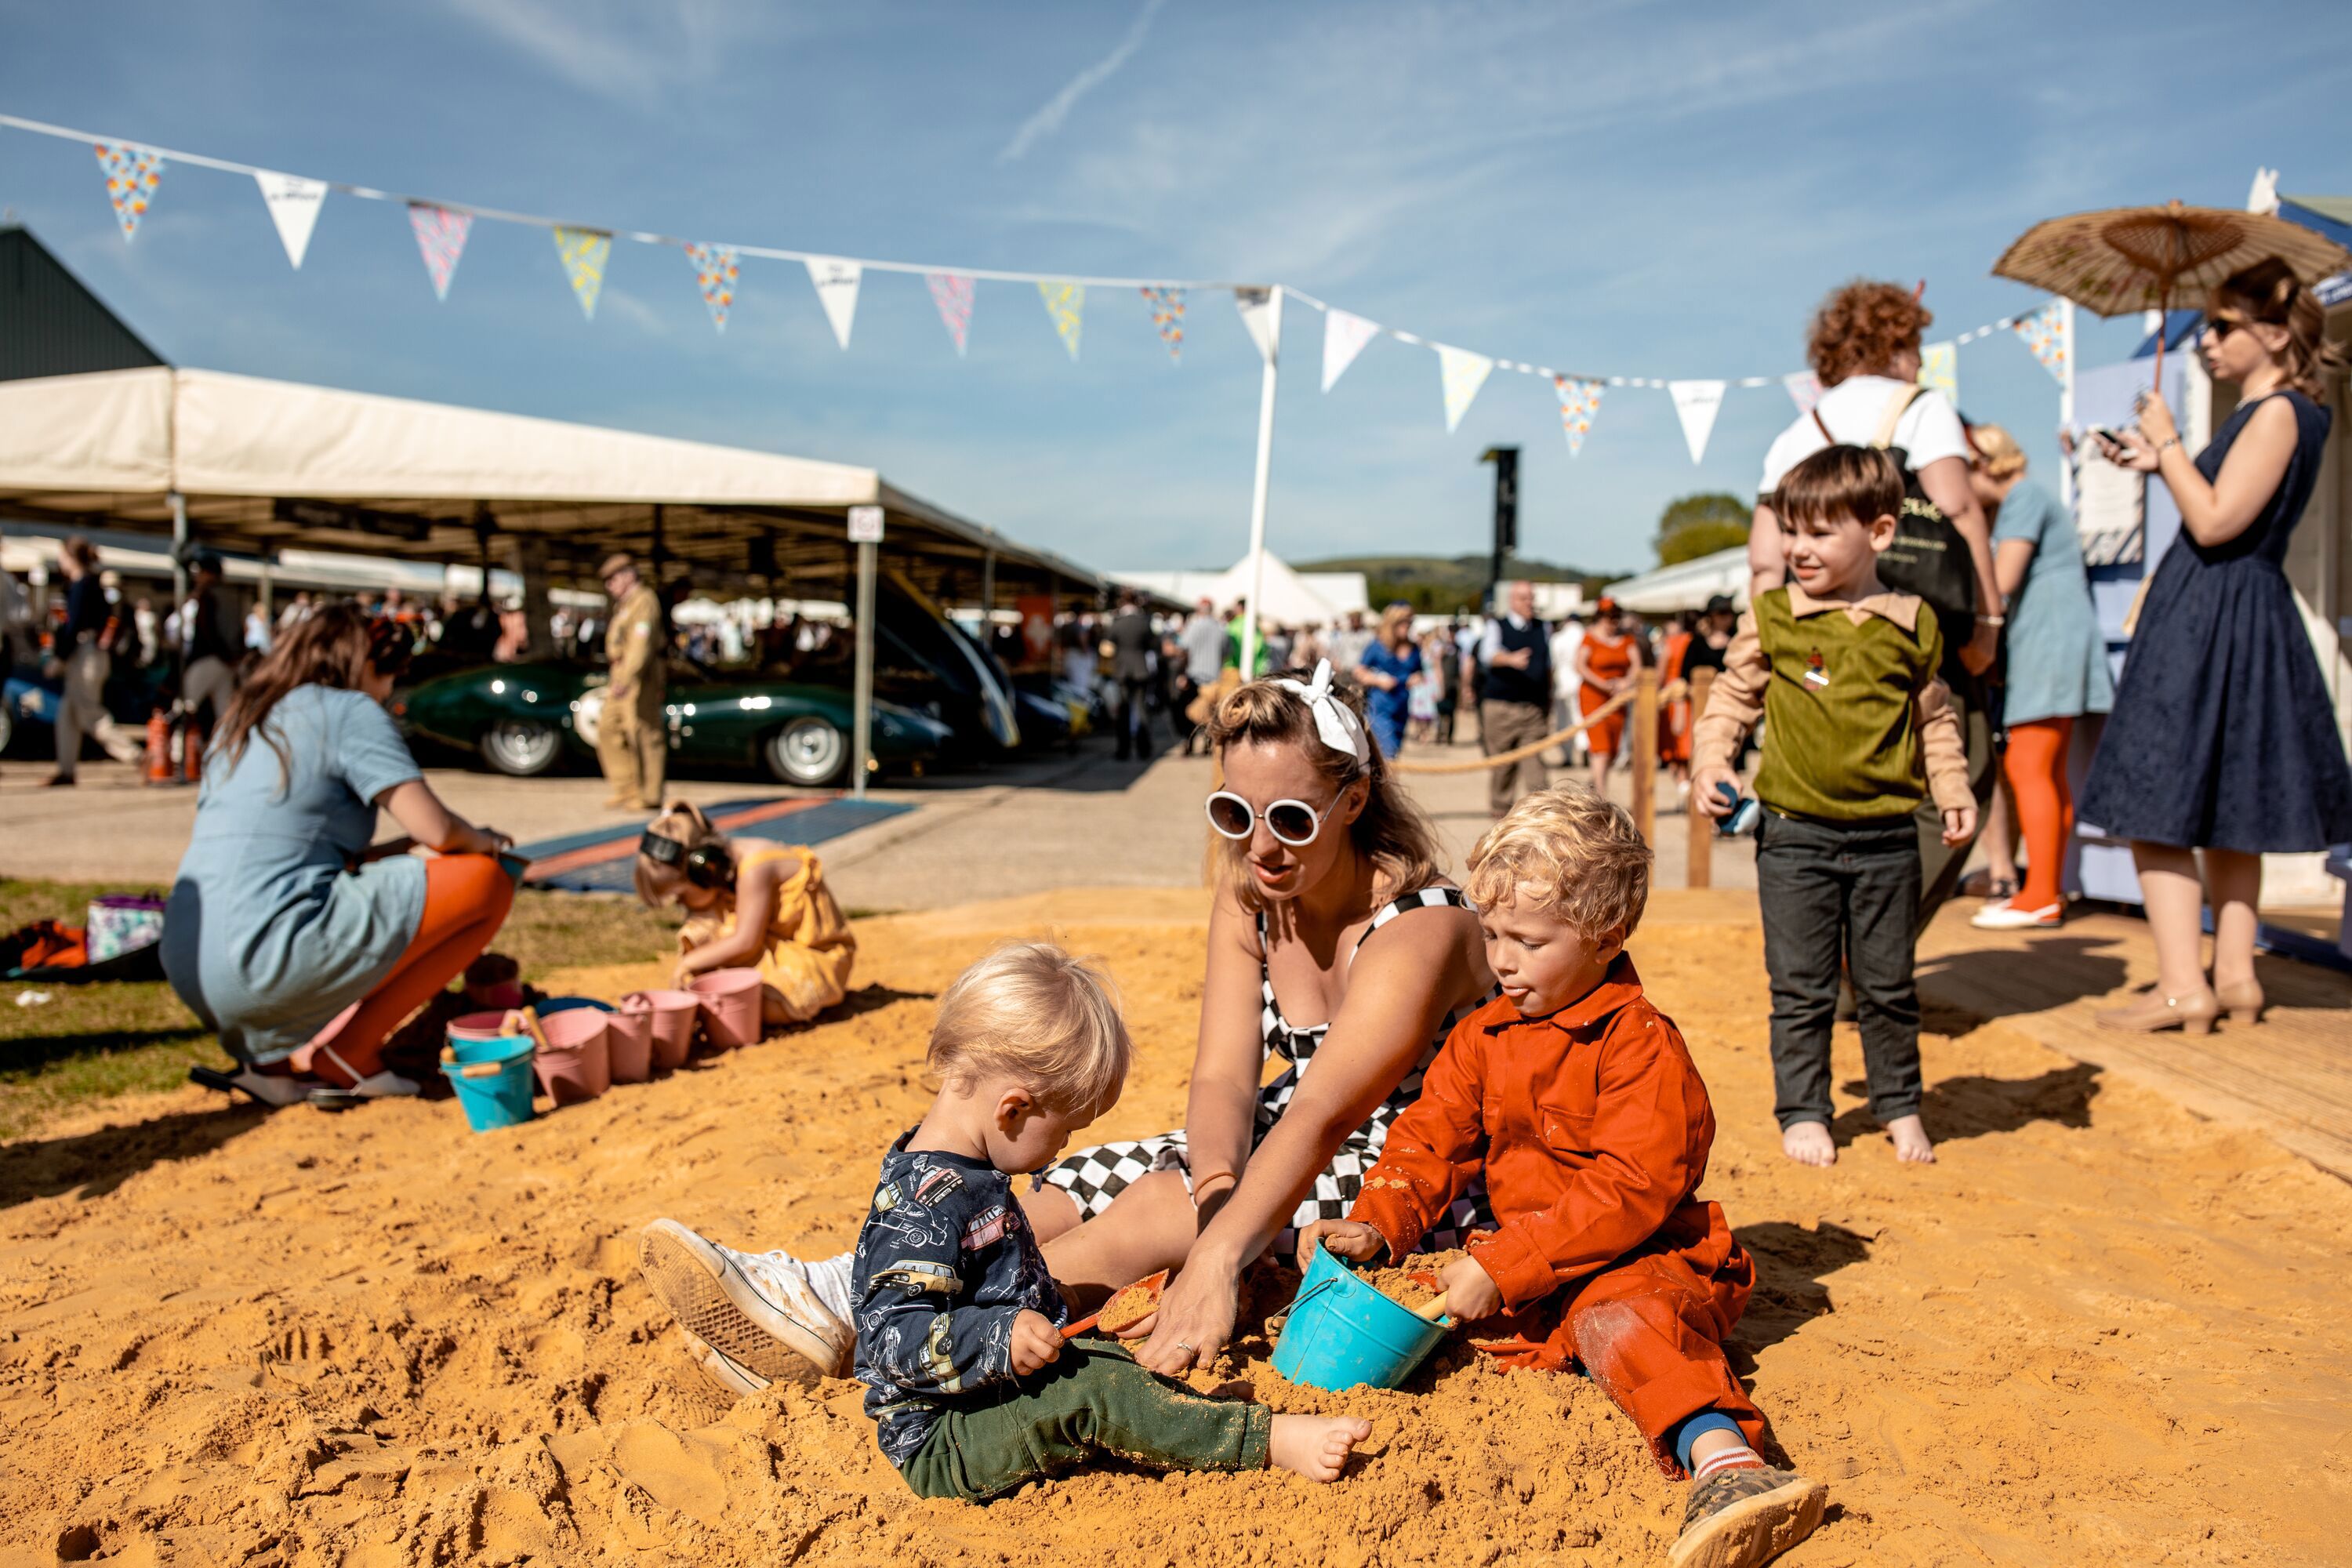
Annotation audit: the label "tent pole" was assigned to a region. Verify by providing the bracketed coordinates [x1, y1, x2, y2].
[169, 491, 189, 604]
[2057, 299, 2077, 513]
[851, 538, 877, 801]
[1239, 286, 1283, 678]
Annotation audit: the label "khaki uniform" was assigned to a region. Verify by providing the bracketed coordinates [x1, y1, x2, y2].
[598, 583, 667, 808]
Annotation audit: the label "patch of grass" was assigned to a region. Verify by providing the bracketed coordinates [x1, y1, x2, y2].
[0, 881, 673, 1141]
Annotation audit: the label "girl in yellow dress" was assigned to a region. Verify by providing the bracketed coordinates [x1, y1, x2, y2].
[635, 804, 856, 1028]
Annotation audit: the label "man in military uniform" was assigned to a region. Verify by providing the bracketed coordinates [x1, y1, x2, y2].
[598, 553, 667, 810]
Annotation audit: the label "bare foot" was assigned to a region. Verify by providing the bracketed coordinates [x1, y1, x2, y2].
[1886, 1115, 1936, 1164]
[1269, 1414, 1371, 1482]
[1780, 1123, 1836, 1167]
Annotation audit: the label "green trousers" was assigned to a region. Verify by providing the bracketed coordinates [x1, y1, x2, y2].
[898, 1339, 1272, 1501]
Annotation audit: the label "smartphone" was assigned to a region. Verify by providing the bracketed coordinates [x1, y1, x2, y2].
[2084, 424, 2129, 452]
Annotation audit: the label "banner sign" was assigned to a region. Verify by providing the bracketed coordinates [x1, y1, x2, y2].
[1140, 285, 1186, 361]
[253, 170, 326, 268]
[93, 142, 164, 241]
[1552, 376, 1603, 456]
[408, 203, 472, 302]
[806, 256, 863, 349]
[927, 271, 975, 356]
[685, 242, 739, 332]
[553, 227, 613, 320]
[1437, 344, 1493, 434]
[1668, 379, 1726, 464]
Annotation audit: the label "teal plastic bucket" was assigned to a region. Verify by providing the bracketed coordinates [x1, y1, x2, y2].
[1271, 1243, 1452, 1392]
[441, 1035, 536, 1132]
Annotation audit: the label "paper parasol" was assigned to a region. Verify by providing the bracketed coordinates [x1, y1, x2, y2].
[1993, 200, 2350, 377]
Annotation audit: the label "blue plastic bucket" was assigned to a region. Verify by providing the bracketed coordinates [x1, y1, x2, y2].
[1271, 1243, 1452, 1392]
[441, 1035, 536, 1132]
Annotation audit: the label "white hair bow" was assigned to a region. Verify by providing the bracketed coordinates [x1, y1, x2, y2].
[1276, 659, 1371, 764]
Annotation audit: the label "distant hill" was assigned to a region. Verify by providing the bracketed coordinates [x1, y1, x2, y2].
[1294, 554, 1624, 615]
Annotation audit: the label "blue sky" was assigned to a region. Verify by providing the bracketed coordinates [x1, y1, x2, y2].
[3, 0, 2347, 577]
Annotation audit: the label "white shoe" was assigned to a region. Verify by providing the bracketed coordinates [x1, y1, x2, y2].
[677, 1324, 771, 1396]
[637, 1219, 851, 1386]
[1969, 899, 2062, 931]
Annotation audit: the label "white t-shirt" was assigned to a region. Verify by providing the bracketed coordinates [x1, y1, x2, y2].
[1759, 375, 1969, 495]
[1548, 622, 1584, 699]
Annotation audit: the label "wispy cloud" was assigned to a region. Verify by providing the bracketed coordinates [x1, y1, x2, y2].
[436, 0, 745, 110]
[997, 0, 1167, 165]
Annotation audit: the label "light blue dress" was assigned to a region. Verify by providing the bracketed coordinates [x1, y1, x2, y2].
[162, 686, 426, 1065]
[1994, 480, 2114, 727]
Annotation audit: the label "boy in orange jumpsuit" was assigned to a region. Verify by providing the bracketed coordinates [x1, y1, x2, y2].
[1301, 786, 1825, 1568]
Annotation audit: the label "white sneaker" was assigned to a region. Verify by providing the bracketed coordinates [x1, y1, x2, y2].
[637, 1219, 851, 1386]
[677, 1323, 771, 1396]
[1970, 899, 2062, 931]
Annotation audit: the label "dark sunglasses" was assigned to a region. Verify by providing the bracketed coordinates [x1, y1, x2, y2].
[2207, 315, 2251, 341]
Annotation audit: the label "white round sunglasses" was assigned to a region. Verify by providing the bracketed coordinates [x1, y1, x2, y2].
[1205, 789, 1338, 848]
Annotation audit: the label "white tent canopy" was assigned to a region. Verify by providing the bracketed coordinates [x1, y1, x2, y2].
[1109, 552, 1370, 625]
[1602, 546, 1750, 615]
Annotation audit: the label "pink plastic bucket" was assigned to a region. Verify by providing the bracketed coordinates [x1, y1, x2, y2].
[690, 968, 765, 1052]
[533, 1007, 612, 1106]
[605, 1000, 655, 1083]
[628, 989, 702, 1070]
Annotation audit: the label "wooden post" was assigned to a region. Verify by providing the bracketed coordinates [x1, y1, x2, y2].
[1631, 665, 1658, 847]
[1686, 666, 1715, 888]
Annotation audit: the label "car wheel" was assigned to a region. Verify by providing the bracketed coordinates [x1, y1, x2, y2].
[765, 717, 848, 786]
[480, 720, 563, 777]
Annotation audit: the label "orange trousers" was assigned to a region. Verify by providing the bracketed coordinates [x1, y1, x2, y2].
[1468, 1245, 1764, 1475]
[303, 854, 516, 1087]
[2002, 717, 2074, 914]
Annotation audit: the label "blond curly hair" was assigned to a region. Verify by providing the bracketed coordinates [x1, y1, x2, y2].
[1463, 785, 1650, 943]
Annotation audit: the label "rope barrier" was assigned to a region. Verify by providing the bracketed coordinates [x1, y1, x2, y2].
[1389, 680, 1689, 775]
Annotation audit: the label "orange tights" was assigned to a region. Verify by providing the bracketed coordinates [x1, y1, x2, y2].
[2002, 717, 2074, 914]
[307, 854, 516, 1087]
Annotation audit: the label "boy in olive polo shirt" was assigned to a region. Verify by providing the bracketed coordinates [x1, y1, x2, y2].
[1693, 445, 1976, 1169]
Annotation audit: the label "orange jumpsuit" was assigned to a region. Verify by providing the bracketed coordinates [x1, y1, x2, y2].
[1577, 630, 1635, 757]
[1349, 957, 1761, 1473]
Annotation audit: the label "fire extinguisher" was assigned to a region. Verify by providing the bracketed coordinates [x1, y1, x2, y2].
[182, 714, 205, 784]
[144, 710, 173, 785]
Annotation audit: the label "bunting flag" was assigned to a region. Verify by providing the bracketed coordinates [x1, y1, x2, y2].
[408, 203, 472, 301]
[1233, 287, 1279, 366]
[1552, 376, 1603, 457]
[1668, 379, 1726, 464]
[1139, 285, 1185, 361]
[1320, 307, 1378, 392]
[805, 256, 863, 349]
[93, 143, 165, 241]
[1038, 280, 1084, 360]
[1917, 341, 1958, 406]
[1782, 371, 1823, 415]
[684, 242, 738, 332]
[553, 227, 612, 320]
[2013, 301, 2068, 381]
[1436, 344, 1494, 434]
[252, 171, 328, 269]
[926, 271, 975, 356]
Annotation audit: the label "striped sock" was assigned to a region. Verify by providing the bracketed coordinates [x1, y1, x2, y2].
[1693, 1446, 1765, 1482]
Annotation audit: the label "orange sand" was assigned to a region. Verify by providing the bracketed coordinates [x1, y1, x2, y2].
[1098, 1281, 1163, 1337]
[3, 887, 2350, 1565]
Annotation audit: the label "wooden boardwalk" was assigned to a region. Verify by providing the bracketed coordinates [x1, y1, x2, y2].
[1915, 902, 2352, 1180]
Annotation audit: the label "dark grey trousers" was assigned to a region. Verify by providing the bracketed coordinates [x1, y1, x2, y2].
[1755, 810, 1924, 1131]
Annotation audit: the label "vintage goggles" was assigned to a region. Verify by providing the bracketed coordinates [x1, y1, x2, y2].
[1205, 789, 1335, 848]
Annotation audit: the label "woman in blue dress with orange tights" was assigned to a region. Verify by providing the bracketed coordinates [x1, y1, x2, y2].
[2082, 259, 2352, 1033]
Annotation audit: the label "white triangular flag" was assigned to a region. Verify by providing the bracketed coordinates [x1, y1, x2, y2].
[1234, 287, 1280, 367]
[804, 256, 863, 349]
[253, 170, 327, 269]
[1781, 372, 1822, 416]
[1436, 344, 1493, 434]
[1321, 307, 1378, 392]
[1668, 379, 1726, 464]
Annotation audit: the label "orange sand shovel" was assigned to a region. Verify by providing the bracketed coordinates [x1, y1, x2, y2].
[1062, 1269, 1171, 1340]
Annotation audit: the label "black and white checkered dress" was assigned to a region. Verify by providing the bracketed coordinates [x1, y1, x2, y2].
[1038, 886, 1498, 1258]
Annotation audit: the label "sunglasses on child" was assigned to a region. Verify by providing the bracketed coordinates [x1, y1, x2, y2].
[1205, 789, 1338, 847]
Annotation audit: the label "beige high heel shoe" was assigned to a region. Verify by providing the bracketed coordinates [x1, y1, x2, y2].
[2215, 978, 2267, 1024]
[2095, 988, 2220, 1036]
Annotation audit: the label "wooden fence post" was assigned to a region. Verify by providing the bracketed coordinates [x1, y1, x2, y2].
[1631, 666, 1659, 848]
[1686, 666, 1714, 888]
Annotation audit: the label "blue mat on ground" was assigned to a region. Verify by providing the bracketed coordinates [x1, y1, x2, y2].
[517, 797, 913, 895]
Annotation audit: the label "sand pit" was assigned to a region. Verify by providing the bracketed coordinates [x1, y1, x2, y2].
[4, 886, 2350, 1566]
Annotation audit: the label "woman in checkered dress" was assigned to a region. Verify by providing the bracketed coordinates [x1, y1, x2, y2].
[631, 662, 1497, 1391]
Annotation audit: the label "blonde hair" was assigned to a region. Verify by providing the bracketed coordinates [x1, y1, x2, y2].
[928, 941, 1131, 1120]
[1967, 422, 2027, 481]
[1464, 785, 1650, 943]
[633, 802, 729, 907]
[1377, 603, 1414, 644]
[2210, 256, 2347, 401]
[1203, 668, 1446, 913]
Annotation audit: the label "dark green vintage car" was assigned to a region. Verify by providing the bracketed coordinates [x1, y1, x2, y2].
[396, 660, 954, 786]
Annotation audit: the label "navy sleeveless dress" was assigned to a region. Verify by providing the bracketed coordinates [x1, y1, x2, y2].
[2081, 390, 2352, 853]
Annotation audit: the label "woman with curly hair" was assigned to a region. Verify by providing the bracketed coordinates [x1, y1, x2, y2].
[1748, 279, 2004, 922]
